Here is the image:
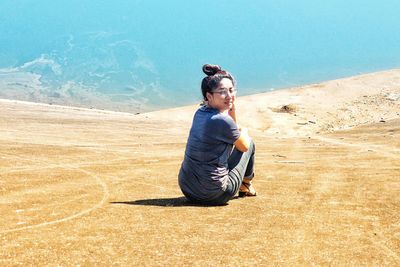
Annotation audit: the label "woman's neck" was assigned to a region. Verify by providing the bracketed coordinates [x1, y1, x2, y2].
[205, 102, 226, 113]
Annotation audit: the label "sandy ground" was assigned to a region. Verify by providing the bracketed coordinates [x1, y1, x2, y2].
[1, 69, 400, 266]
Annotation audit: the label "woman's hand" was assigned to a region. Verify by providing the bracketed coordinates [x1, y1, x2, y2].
[228, 95, 237, 122]
[229, 94, 236, 111]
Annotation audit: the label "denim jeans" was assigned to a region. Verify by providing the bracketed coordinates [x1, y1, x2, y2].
[208, 139, 255, 205]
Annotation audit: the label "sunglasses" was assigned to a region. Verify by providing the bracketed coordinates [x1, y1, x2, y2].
[211, 89, 237, 97]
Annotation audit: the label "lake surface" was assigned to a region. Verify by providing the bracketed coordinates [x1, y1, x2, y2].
[1, 0, 399, 113]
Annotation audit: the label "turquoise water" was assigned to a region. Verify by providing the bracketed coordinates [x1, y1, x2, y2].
[1, 0, 399, 113]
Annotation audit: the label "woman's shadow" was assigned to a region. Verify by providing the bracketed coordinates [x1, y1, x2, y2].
[110, 196, 232, 207]
[111, 197, 192, 207]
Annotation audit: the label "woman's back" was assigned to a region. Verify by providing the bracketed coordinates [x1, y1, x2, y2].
[178, 105, 240, 201]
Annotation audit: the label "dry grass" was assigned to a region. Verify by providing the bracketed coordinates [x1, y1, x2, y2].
[1, 69, 400, 265]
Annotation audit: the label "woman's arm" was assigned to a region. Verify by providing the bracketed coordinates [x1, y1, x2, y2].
[234, 127, 251, 152]
[229, 97, 250, 152]
[228, 93, 237, 121]
[228, 107, 237, 123]
[229, 108, 242, 130]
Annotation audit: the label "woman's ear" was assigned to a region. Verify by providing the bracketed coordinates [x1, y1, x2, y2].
[206, 92, 213, 102]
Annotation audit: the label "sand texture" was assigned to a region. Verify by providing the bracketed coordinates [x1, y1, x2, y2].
[1, 69, 400, 266]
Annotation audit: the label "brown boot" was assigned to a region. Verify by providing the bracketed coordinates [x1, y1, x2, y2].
[238, 179, 257, 197]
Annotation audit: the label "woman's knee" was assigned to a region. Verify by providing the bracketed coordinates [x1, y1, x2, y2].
[248, 138, 255, 154]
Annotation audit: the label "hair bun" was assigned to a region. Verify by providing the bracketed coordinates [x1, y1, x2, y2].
[202, 64, 222, 76]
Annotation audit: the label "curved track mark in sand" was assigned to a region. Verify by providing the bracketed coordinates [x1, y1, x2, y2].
[0, 168, 109, 234]
[1, 155, 134, 174]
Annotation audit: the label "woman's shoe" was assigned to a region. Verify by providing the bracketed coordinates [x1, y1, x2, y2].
[238, 179, 257, 197]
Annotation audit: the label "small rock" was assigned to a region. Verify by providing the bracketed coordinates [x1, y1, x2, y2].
[386, 93, 400, 101]
[277, 104, 298, 113]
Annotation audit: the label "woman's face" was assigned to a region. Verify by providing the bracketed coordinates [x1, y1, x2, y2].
[206, 78, 236, 112]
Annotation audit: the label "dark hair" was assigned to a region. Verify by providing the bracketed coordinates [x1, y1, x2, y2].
[201, 64, 235, 101]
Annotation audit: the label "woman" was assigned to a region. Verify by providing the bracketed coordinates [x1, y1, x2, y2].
[178, 64, 256, 205]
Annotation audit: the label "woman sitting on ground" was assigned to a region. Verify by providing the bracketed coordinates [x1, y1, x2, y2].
[178, 64, 256, 205]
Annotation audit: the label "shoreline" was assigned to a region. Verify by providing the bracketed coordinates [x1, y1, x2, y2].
[0, 98, 137, 117]
[145, 68, 400, 135]
[1, 68, 399, 118]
